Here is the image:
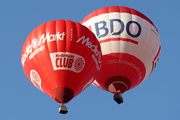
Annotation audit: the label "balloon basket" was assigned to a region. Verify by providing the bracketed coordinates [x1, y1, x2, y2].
[59, 104, 68, 114]
[113, 93, 123, 104]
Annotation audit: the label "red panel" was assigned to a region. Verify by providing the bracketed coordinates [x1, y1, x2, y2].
[21, 20, 102, 103]
[94, 53, 146, 94]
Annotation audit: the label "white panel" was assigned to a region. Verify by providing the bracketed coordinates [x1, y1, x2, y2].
[100, 41, 112, 55]
[82, 12, 161, 80]
[111, 41, 120, 53]
[96, 13, 111, 41]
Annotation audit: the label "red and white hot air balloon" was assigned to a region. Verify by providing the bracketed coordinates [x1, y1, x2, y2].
[81, 6, 161, 104]
[21, 20, 102, 113]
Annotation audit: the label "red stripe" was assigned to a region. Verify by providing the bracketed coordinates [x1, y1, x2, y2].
[150, 46, 161, 74]
[88, 25, 92, 31]
[153, 46, 161, 61]
[99, 38, 138, 44]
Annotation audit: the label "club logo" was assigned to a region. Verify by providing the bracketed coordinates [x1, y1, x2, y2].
[30, 70, 43, 92]
[50, 52, 85, 73]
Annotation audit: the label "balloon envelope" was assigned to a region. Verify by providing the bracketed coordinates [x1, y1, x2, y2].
[21, 20, 102, 103]
[81, 6, 161, 94]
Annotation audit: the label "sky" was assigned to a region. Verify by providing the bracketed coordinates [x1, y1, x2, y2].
[0, 0, 179, 120]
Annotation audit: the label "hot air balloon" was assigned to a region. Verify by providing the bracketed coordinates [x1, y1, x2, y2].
[81, 6, 161, 104]
[21, 20, 102, 113]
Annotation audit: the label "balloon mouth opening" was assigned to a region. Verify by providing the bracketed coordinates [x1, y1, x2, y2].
[51, 87, 74, 103]
[104, 76, 131, 94]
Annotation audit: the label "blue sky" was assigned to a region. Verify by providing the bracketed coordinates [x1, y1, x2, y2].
[0, 0, 179, 119]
